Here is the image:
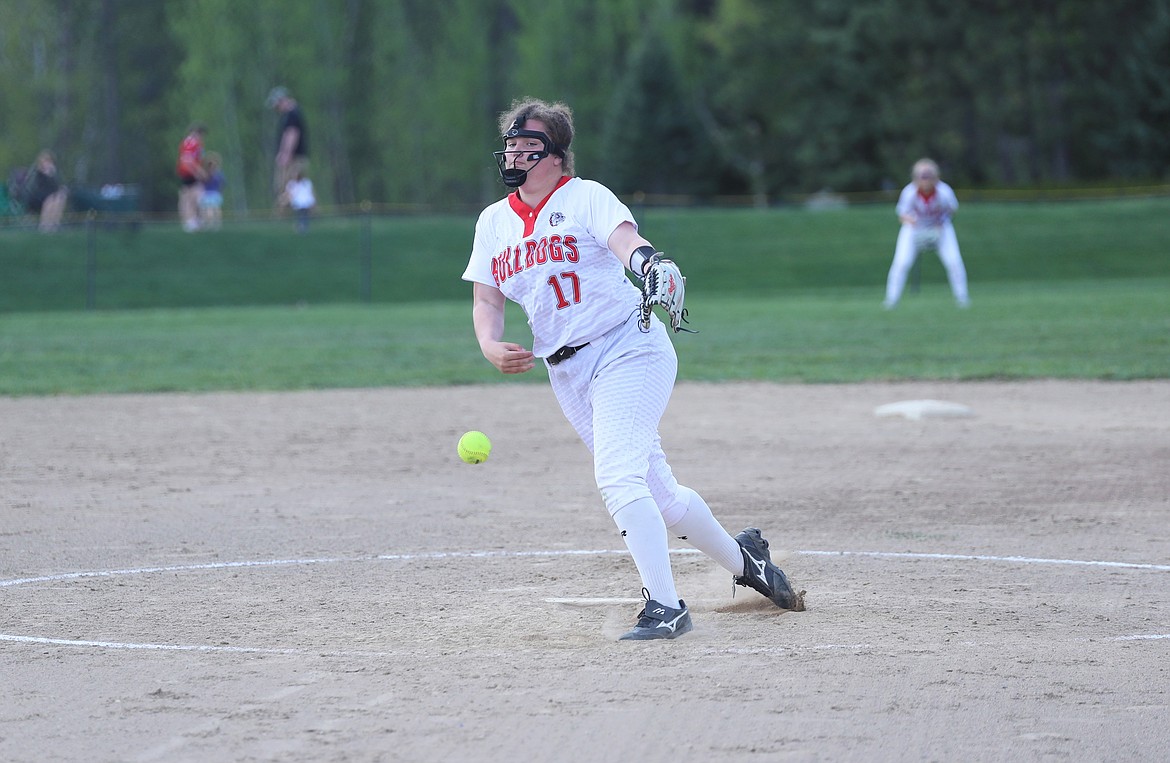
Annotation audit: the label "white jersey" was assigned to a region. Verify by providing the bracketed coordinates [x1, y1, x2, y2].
[896, 180, 958, 228]
[462, 176, 643, 357]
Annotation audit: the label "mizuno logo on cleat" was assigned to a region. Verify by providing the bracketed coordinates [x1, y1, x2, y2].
[748, 555, 769, 585]
[652, 606, 666, 615]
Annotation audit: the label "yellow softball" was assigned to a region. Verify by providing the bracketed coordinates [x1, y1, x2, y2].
[457, 431, 491, 464]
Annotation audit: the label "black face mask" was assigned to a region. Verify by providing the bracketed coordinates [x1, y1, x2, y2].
[493, 119, 565, 188]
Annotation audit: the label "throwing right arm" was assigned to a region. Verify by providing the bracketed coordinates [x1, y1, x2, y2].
[472, 282, 535, 375]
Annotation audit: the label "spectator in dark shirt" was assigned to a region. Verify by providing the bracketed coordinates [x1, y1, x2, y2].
[24, 150, 68, 233]
[266, 86, 310, 209]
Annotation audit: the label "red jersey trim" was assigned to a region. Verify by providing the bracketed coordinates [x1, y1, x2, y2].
[509, 176, 572, 237]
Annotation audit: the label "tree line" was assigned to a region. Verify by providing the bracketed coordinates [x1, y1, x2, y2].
[2, 0, 1167, 215]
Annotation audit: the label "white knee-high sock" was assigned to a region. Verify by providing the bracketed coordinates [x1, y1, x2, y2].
[612, 497, 680, 608]
[665, 487, 745, 576]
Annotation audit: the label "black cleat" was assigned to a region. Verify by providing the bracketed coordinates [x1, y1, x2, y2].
[618, 589, 694, 641]
[733, 528, 806, 611]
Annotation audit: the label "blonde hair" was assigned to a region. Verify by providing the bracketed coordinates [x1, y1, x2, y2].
[912, 158, 940, 179]
[498, 98, 575, 176]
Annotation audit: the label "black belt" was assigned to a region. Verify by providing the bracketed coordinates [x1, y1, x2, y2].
[547, 343, 589, 366]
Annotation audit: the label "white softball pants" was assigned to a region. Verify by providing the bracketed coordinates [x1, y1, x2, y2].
[884, 222, 969, 306]
[546, 313, 749, 603]
[546, 312, 691, 524]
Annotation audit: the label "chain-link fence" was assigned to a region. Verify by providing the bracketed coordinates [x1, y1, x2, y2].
[0, 205, 477, 313]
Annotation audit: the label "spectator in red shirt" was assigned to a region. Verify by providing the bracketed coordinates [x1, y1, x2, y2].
[177, 123, 208, 232]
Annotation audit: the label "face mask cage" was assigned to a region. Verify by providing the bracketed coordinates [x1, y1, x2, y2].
[493, 124, 564, 188]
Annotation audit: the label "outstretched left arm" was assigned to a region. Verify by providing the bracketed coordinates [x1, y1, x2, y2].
[606, 222, 692, 333]
[607, 221, 655, 275]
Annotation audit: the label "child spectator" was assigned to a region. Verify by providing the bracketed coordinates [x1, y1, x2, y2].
[199, 152, 225, 230]
[283, 170, 315, 234]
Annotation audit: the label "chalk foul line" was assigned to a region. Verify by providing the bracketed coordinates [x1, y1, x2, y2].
[3, 548, 1167, 591]
[1, 547, 1166, 657]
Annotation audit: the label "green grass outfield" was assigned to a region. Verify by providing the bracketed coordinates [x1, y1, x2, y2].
[1, 197, 1167, 395]
[1, 279, 1166, 395]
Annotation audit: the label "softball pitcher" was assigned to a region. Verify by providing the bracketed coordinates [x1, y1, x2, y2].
[883, 158, 970, 309]
[462, 98, 805, 641]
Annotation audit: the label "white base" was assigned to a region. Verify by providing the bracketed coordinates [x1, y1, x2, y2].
[874, 399, 974, 421]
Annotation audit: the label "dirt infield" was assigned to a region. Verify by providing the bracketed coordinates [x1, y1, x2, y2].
[2, 381, 1167, 762]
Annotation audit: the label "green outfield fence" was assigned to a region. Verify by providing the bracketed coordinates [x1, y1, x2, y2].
[3, 180, 1169, 230]
[0, 206, 416, 312]
[3, 185, 1168, 314]
[627, 182, 1170, 209]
